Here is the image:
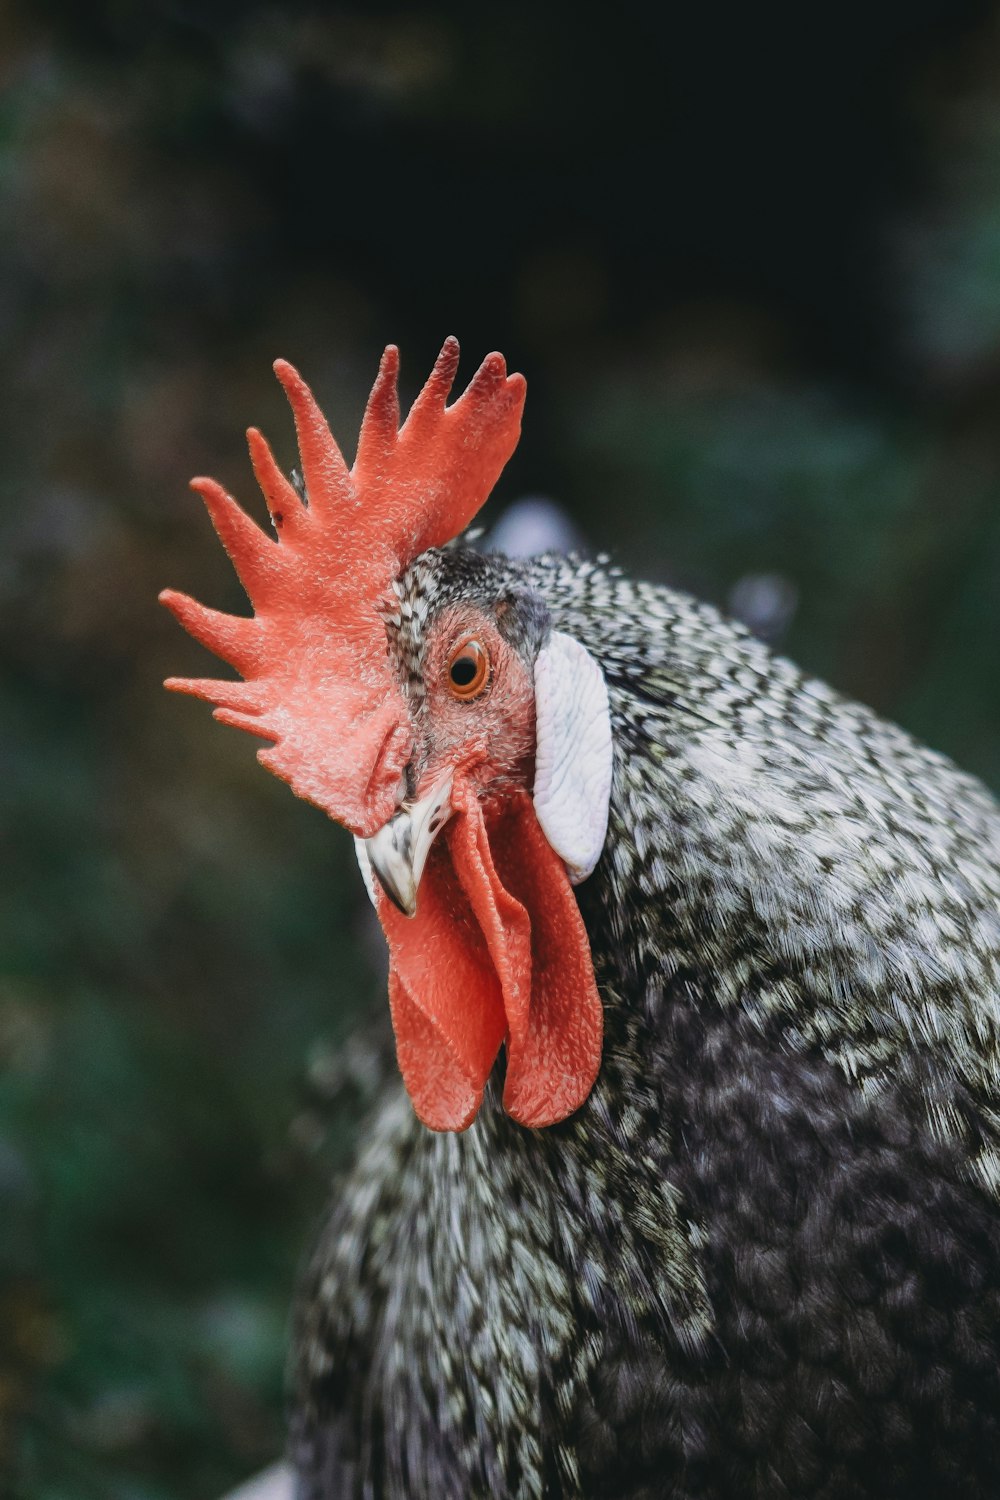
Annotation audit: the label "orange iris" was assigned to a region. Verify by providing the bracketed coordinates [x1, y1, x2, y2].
[447, 638, 490, 699]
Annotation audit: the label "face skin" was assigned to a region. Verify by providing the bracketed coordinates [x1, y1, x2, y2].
[365, 562, 550, 918]
[409, 601, 537, 815]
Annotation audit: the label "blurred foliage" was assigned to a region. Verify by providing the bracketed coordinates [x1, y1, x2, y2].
[1, 1, 999, 1495]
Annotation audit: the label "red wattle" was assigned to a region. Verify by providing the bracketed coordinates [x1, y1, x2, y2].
[377, 778, 604, 1131]
[380, 842, 507, 1131]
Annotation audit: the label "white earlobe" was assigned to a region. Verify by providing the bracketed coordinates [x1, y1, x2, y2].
[532, 630, 612, 884]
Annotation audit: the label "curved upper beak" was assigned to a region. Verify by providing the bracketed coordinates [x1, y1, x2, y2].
[364, 772, 454, 917]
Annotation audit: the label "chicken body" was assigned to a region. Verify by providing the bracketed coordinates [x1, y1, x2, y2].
[292, 548, 1000, 1499]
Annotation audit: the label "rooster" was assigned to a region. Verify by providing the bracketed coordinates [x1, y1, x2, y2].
[162, 341, 1000, 1500]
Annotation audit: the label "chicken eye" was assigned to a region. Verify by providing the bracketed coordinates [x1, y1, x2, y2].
[447, 638, 490, 700]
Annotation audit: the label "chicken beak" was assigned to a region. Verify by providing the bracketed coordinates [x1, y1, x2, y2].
[364, 773, 454, 917]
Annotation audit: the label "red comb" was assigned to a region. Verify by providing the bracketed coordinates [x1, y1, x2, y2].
[160, 339, 526, 835]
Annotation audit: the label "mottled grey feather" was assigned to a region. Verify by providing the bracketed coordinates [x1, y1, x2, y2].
[292, 548, 1000, 1500]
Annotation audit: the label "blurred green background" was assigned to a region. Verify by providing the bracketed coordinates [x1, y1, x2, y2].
[2, 1, 1000, 1495]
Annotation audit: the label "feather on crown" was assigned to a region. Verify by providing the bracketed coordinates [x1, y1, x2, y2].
[160, 339, 526, 836]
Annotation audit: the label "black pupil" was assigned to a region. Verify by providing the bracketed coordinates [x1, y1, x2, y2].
[450, 653, 479, 687]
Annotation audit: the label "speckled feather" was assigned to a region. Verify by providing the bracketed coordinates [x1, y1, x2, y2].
[292, 548, 1000, 1499]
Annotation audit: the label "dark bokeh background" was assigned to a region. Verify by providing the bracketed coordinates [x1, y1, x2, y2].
[3, 2, 1000, 1495]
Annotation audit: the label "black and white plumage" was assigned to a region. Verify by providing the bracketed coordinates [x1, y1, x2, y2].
[291, 545, 1000, 1500]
